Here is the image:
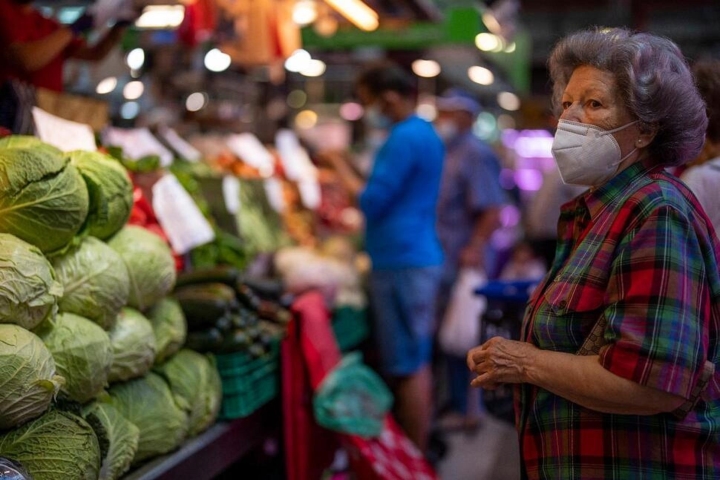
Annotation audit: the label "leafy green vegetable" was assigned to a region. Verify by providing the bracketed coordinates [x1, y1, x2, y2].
[108, 225, 177, 311]
[68, 150, 133, 240]
[0, 233, 63, 330]
[0, 324, 63, 430]
[146, 297, 187, 364]
[0, 145, 89, 254]
[0, 409, 102, 480]
[154, 349, 221, 437]
[83, 402, 140, 480]
[36, 313, 113, 404]
[107, 308, 156, 383]
[107, 373, 188, 464]
[52, 237, 129, 330]
[0, 135, 62, 156]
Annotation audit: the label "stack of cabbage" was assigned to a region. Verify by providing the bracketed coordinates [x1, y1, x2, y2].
[0, 137, 221, 480]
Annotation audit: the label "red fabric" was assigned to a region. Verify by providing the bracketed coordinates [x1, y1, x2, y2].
[284, 291, 438, 480]
[0, 0, 82, 91]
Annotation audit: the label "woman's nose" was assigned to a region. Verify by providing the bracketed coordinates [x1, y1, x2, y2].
[559, 103, 581, 122]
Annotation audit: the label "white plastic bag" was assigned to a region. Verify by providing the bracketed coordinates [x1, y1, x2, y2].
[439, 268, 488, 357]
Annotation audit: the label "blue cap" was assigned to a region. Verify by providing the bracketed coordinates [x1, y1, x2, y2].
[436, 88, 481, 116]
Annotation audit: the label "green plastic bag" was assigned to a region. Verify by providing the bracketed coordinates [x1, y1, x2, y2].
[313, 352, 393, 438]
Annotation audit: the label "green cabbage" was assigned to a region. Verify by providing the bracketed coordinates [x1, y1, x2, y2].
[0, 146, 89, 254]
[68, 150, 133, 240]
[0, 233, 63, 330]
[83, 402, 140, 480]
[155, 349, 221, 437]
[108, 226, 177, 311]
[36, 313, 113, 404]
[147, 297, 187, 364]
[107, 308, 156, 383]
[0, 325, 64, 430]
[52, 237, 130, 331]
[107, 373, 188, 464]
[0, 135, 62, 156]
[0, 409, 101, 480]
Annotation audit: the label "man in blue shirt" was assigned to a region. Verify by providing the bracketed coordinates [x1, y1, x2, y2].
[323, 61, 445, 454]
[434, 89, 505, 428]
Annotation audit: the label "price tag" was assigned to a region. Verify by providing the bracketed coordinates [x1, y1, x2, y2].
[103, 127, 174, 166]
[275, 129, 320, 209]
[264, 177, 285, 213]
[222, 175, 241, 214]
[297, 177, 321, 210]
[152, 174, 215, 254]
[226, 133, 275, 177]
[159, 126, 201, 162]
[32, 107, 97, 152]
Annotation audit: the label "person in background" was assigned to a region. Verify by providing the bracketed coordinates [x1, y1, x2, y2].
[320, 61, 445, 454]
[434, 89, 505, 430]
[498, 240, 546, 282]
[681, 59, 720, 237]
[468, 27, 720, 479]
[0, 0, 135, 92]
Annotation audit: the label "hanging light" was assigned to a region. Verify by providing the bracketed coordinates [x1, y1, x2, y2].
[126, 48, 145, 70]
[204, 48, 232, 72]
[123, 81, 144, 100]
[134, 5, 185, 29]
[292, 0, 318, 26]
[497, 91, 521, 111]
[468, 66, 494, 85]
[324, 0, 378, 31]
[300, 59, 326, 77]
[96, 77, 117, 94]
[412, 59, 441, 78]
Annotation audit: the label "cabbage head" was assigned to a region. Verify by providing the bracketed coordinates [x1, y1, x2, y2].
[0, 233, 63, 330]
[107, 373, 188, 464]
[155, 349, 221, 437]
[83, 402, 140, 480]
[68, 150, 133, 240]
[0, 146, 89, 254]
[0, 325, 64, 430]
[0, 409, 101, 480]
[107, 308, 156, 383]
[0, 135, 62, 157]
[147, 297, 186, 364]
[52, 237, 129, 330]
[36, 313, 113, 404]
[108, 226, 176, 311]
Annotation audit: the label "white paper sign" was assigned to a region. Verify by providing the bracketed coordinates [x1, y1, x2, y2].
[152, 174, 215, 254]
[297, 178, 321, 210]
[222, 175, 241, 214]
[264, 178, 285, 213]
[32, 107, 97, 152]
[275, 129, 321, 210]
[103, 127, 174, 166]
[226, 133, 275, 177]
[159, 126, 201, 162]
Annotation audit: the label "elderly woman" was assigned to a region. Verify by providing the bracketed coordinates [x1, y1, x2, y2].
[467, 27, 720, 479]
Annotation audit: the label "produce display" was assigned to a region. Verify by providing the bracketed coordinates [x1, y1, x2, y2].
[146, 297, 187, 364]
[82, 402, 140, 480]
[107, 308, 157, 383]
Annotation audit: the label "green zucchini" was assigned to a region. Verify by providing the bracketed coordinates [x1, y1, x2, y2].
[175, 266, 241, 289]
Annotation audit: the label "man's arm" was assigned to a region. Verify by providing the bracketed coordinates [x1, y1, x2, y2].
[7, 28, 75, 73]
[70, 23, 128, 61]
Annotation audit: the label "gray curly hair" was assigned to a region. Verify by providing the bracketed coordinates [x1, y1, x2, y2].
[548, 27, 708, 166]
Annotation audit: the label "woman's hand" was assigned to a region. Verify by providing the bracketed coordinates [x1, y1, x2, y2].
[467, 336, 540, 389]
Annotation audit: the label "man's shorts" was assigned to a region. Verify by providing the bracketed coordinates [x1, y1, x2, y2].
[369, 265, 443, 377]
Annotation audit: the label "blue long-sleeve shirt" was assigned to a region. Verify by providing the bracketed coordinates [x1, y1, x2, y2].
[359, 115, 445, 269]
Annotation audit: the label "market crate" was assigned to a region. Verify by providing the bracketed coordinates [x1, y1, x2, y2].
[216, 339, 280, 419]
[332, 306, 369, 353]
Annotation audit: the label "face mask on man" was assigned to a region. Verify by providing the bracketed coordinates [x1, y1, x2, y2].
[435, 120, 459, 142]
[551, 119, 639, 186]
[364, 104, 393, 130]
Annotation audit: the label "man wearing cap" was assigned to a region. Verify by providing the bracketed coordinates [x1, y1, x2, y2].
[434, 89, 505, 429]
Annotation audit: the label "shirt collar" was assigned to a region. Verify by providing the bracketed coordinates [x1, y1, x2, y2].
[580, 161, 660, 221]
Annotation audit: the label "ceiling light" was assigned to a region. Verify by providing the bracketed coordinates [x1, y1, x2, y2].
[300, 59, 326, 77]
[475, 32, 501, 52]
[135, 5, 185, 29]
[120, 102, 140, 120]
[96, 77, 117, 95]
[468, 66, 494, 85]
[293, 0, 318, 26]
[295, 110, 318, 130]
[123, 81, 144, 100]
[497, 91, 521, 111]
[285, 49, 312, 72]
[412, 59, 441, 78]
[204, 48, 232, 72]
[186, 92, 208, 112]
[126, 48, 145, 70]
[324, 0, 379, 31]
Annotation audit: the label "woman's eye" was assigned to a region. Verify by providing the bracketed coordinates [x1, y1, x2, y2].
[588, 100, 602, 108]
[561, 101, 571, 110]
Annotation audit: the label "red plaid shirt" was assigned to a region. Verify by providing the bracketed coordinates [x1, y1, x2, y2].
[518, 162, 720, 479]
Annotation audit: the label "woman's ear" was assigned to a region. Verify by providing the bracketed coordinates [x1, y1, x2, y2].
[636, 122, 658, 149]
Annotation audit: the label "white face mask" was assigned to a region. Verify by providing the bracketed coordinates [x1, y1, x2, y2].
[551, 119, 639, 186]
[435, 121, 459, 142]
